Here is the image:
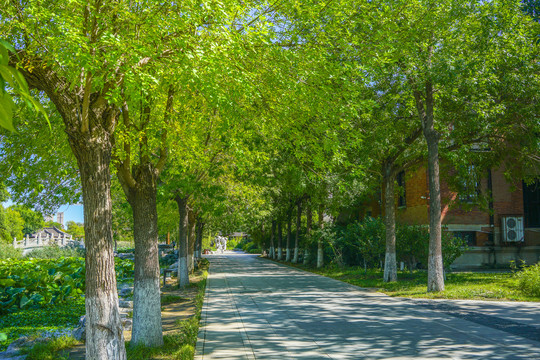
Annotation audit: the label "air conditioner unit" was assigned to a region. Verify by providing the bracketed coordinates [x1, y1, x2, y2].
[501, 216, 524, 243]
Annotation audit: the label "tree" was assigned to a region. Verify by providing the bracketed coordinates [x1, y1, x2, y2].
[0, 205, 23, 243]
[1, 2, 155, 356]
[66, 221, 85, 239]
[9, 205, 44, 235]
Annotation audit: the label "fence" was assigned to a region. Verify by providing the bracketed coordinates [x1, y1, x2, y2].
[12, 233, 83, 250]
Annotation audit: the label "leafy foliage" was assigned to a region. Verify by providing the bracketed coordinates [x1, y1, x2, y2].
[0, 258, 85, 314]
[65, 221, 84, 239]
[0, 298, 84, 352]
[0, 257, 134, 314]
[0, 205, 24, 243]
[22, 335, 79, 360]
[310, 217, 465, 270]
[8, 205, 44, 236]
[0, 40, 48, 132]
[515, 263, 540, 297]
[0, 243, 22, 259]
[24, 245, 85, 260]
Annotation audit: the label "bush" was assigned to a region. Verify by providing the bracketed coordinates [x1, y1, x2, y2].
[304, 217, 466, 270]
[25, 244, 85, 259]
[333, 218, 385, 268]
[0, 243, 22, 260]
[22, 335, 79, 360]
[515, 263, 540, 297]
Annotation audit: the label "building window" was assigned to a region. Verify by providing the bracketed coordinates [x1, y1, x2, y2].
[524, 180, 540, 227]
[396, 171, 406, 208]
[453, 231, 477, 246]
[458, 165, 480, 203]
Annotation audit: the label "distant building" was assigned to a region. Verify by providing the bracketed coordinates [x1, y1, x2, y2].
[44, 212, 65, 228]
[57, 212, 64, 227]
[354, 163, 540, 269]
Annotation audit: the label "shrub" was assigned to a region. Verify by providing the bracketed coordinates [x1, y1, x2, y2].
[334, 218, 385, 268]
[303, 218, 466, 270]
[25, 244, 85, 259]
[0, 243, 22, 260]
[515, 263, 540, 297]
[22, 335, 79, 360]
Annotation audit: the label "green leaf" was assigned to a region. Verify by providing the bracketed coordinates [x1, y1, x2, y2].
[0, 92, 15, 132]
[0, 278, 15, 287]
[19, 295, 30, 308]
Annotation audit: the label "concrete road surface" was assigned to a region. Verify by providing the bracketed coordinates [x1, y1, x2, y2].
[195, 253, 540, 360]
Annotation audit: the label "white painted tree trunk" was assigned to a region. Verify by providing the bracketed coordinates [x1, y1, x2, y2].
[383, 162, 398, 282]
[317, 204, 324, 268]
[292, 201, 301, 263]
[277, 221, 283, 260]
[131, 277, 163, 346]
[286, 214, 292, 262]
[175, 195, 190, 288]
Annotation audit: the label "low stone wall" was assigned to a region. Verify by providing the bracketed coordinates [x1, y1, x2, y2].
[451, 246, 540, 269]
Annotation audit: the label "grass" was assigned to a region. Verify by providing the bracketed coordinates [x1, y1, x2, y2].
[125, 259, 209, 360]
[161, 295, 188, 306]
[283, 262, 540, 302]
[21, 335, 79, 360]
[0, 298, 85, 352]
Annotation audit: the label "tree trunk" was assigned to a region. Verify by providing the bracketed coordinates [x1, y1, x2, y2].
[74, 136, 127, 359]
[21, 62, 127, 360]
[123, 165, 163, 347]
[277, 221, 283, 261]
[270, 220, 276, 259]
[175, 195, 190, 287]
[317, 204, 324, 268]
[188, 209, 196, 272]
[383, 161, 398, 282]
[292, 201, 301, 263]
[286, 211, 292, 262]
[413, 76, 444, 292]
[304, 203, 312, 265]
[195, 218, 204, 260]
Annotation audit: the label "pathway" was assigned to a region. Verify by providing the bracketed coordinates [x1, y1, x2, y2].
[195, 253, 540, 359]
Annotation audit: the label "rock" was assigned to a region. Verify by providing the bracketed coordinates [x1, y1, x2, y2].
[119, 300, 133, 309]
[121, 319, 132, 331]
[119, 287, 133, 297]
[0, 336, 38, 359]
[72, 316, 86, 341]
[4, 337, 28, 354]
[117, 253, 134, 260]
[0, 354, 27, 360]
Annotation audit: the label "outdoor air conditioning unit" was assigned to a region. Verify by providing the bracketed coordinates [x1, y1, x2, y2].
[501, 216, 524, 243]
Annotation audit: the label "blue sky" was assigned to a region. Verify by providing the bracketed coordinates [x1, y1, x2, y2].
[2, 201, 84, 227]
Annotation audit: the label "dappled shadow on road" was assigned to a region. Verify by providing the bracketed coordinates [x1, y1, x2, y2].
[198, 253, 540, 360]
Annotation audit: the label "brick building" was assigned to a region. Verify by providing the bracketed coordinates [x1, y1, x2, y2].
[357, 164, 540, 269]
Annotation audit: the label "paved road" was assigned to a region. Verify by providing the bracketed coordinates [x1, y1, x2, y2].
[195, 253, 540, 359]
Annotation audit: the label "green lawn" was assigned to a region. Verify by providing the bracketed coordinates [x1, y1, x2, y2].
[288, 264, 540, 302]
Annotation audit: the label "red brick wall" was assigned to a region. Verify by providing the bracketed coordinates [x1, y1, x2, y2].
[440, 170, 490, 226]
[491, 166, 524, 224]
[397, 167, 428, 224]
